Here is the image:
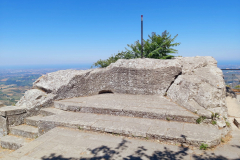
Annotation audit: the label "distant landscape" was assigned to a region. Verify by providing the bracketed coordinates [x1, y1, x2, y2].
[0, 63, 239, 106]
[0, 66, 88, 106]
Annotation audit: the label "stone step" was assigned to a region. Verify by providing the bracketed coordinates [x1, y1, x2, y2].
[25, 115, 43, 127]
[38, 109, 225, 147]
[9, 125, 38, 139]
[54, 94, 199, 123]
[0, 135, 32, 150]
[39, 107, 64, 116]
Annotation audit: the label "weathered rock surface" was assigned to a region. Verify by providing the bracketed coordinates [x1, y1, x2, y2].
[14, 57, 228, 127]
[167, 57, 228, 126]
[16, 89, 55, 110]
[33, 59, 182, 99]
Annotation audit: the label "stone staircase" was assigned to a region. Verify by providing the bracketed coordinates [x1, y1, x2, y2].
[0, 108, 62, 150]
[0, 94, 230, 151]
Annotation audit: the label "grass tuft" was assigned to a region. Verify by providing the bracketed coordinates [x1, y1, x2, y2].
[226, 121, 230, 127]
[211, 120, 217, 125]
[196, 116, 206, 124]
[200, 143, 208, 150]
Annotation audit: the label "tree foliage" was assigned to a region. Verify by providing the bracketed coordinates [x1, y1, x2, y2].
[93, 30, 180, 68]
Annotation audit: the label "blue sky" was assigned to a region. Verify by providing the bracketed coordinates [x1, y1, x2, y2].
[0, 0, 240, 68]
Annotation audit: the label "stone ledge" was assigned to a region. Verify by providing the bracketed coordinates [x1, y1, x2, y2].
[54, 94, 198, 123]
[38, 111, 223, 147]
[0, 106, 26, 117]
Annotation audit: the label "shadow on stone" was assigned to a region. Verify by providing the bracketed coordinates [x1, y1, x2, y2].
[41, 139, 234, 160]
[98, 90, 113, 94]
[231, 145, 240, 149]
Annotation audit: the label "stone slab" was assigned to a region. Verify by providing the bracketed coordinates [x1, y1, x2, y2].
[226, 97, 240, 118]
[38, 110, 221, 147]
[10, 125, 38, 139]
[0, 135, 32, 150]
[25, 115, 43, 127]
[54, 94, 198, 123]
[0, 106, 26, 116]
[39, 107, 64, 116]
[4, 127, 240, 160]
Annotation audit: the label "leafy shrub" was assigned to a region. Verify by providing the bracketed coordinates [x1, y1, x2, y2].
[93, 31, 180, 68]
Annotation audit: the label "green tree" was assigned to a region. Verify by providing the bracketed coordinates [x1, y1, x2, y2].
[93, 30, 180, 68]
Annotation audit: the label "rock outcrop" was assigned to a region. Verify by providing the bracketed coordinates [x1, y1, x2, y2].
[167, 57, 227, 124]
[15, 56, 228, 127]
[32, 59, 182, 99]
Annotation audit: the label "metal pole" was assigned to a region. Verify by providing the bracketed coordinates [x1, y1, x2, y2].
[141, 15, 143, 58]
[232, 74, 234, 88]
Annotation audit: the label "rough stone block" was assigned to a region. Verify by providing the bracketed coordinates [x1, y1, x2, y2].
[25, 115, 43, 127]
[10, 125, 38, 139]
[0, 106, 26, 116]
[0, 135, 30, 150]
[0, 116, 8, 137]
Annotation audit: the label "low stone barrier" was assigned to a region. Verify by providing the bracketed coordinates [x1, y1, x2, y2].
[0, 106, 27, 136]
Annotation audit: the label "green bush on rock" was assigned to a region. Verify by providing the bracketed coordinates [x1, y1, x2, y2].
[93, 31, 180, 68]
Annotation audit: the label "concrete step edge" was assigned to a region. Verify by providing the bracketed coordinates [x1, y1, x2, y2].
[9, 125, 38, 139]
[54, 101, 198, 123]
[38, 111, 225, 148]
[0, 135, 31, 150]
[40, 107, 65, 116]
[25, 115, 44, 127]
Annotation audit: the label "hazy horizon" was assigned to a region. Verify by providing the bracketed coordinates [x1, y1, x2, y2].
[0, 60, 240, 70]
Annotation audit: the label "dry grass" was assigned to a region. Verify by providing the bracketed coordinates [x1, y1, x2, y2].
[0, 78, 8, 82]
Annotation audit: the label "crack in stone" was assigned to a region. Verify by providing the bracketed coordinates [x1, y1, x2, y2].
[165, 72, 182, 94]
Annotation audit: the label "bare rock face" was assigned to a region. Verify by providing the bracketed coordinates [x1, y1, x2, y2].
[167, 57, 227, 126]
[33, 58, 182, 100]
[16, 89, 56, 116]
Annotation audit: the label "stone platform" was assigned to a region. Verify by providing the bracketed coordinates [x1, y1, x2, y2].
[54, 94, 198, 123]
[0, 94, 229, 152]
[3, 127, 240, 160]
